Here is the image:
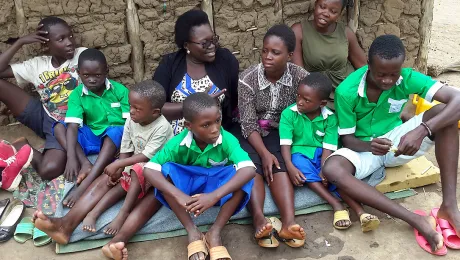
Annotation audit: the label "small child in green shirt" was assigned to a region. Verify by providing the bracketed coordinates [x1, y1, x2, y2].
[144, 92, 256, 260]
[57, 48, 129, 208]
[280, 73, 380, 232]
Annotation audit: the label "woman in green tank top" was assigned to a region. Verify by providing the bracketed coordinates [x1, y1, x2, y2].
[291, 0, 366, 107]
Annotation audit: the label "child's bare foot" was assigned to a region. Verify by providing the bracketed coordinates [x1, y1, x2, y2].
[82, 213, 97, 233]
[78, 162, 92, 183]
[105, 242, 128, 260]
[63, 186, 85, 208]
[254, 217, 273, 239]
[278, 223, 306, 241]
[32, 210, 71, 244]
[416, 215, 444, 252]
[76, 171, 89, 184]
[437, 204, 460, 237]
[188, 228, 206, 260]
[104, 211, 129, 236]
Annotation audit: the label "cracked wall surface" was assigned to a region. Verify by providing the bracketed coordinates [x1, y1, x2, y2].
[0, 0, 427, 125]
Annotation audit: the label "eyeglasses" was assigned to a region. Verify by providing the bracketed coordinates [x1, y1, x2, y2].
[189, 35, 220, 49]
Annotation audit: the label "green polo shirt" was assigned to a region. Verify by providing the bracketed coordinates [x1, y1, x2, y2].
[279, 104, 338, 159]
[65, 79, 129, 136]
[335, 65, 443, 141]
[145, 127, 255, 172]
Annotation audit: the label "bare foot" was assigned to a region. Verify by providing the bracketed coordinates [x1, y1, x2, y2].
[63, 186, 85, 208]
[278, 224, 306, 241]
[76, 171, 89, 185]
[102, 244, 115, 259]
[416, 215, 445, 252]
[32, 210, 71, 244]
[437, 204, 460, 237]
[82, 213, 97, 233]
[188, 229, 206, 260]
[104, 211, 129, 236]
[78, 162, 92, 183]
[254, 218, 273, 239]
[108, 242, 128, 260]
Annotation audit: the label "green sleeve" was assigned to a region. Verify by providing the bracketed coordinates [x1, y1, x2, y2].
[335, 90, 357, 136]
[323, 114, 338, 151]
[279, 106, 295, 146]
[403, 69, 443, 102]
[144, 144, 174, 172]
[117, 82, 130, 118]
[64, 88, 84, 126]
[223, 131, 255, 171]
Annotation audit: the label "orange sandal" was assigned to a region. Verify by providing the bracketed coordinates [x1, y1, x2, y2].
[187, 238, 208, 260]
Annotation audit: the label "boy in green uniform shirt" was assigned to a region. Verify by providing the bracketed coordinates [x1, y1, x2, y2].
[323, 35, 460, 255]
[144, 93, 256, 260]
[280, 73, 379, 234]
[56, 48, 129, 208]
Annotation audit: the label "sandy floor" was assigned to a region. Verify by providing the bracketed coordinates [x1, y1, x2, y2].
[1, 0, 460, 259]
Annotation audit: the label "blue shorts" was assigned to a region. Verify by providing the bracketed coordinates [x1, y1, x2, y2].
[53, 122, 123, 155]
[291, 148, 337, 193]
[155, 162, 254, 215]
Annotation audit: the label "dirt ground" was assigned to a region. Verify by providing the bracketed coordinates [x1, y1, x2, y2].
[1, 0, 460, 259]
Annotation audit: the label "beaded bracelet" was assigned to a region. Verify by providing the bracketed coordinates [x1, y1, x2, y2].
[421, 122, 433, 137]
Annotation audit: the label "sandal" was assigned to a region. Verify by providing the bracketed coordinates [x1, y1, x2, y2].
[255, 217, 279, 248]
[333, 210, 351, 230]
[431, 208, 460, 249]
[270, 217, 305, 248]
[14, 217, 34, 243]
[204, 237, 232, 260]
[360, 213, 380, 232]
[33, 227, 52, 247]
[187, 237, 208, 260]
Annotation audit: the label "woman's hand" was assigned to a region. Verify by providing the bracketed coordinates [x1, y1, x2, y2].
[261, 151, 280, 185]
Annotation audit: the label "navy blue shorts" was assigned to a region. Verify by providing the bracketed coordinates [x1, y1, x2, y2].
[155, 162, 254, 215]
[54, 122, 123, 155]
[291, 148, 337, 192]
[16, 98, 63, 151]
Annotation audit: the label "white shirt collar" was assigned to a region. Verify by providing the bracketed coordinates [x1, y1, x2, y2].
[257, 63, 293, 90]
[290, 105, 333, 119]
[179, 130, 223, 148]
[82, 78, 112, 96]
[358, 69, 403, 97]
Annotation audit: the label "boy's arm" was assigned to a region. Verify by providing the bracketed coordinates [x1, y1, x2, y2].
[64, 123, 80, 181]
[0, 27, 49, 78]
[279, 110, 306, 186]
[335, 92, 391, 154]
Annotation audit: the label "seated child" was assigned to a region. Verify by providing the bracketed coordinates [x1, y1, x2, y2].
[0, 16, 87, 188]
[82, 79, 174, 234]
[143, 92, 256, 260]
[58, 48, 129, 207]
[32, 80, 172, 245]
[280, 72, 380, 232]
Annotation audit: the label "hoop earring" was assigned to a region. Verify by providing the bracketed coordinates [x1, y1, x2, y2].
[186, 49, 190, 54]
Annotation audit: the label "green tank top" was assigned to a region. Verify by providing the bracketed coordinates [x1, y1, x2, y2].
[301, 20, 355, 89]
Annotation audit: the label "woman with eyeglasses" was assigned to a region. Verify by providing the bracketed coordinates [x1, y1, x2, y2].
[153, 9, 239, 135]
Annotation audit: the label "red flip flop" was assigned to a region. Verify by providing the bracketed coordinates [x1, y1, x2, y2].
[413, 210, 447, 256]
[431, 208, 460, 250]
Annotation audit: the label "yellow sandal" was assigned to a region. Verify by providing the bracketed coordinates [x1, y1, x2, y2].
[270, 217, 305, 248]
[360, 213, 380, 232]
[333, 210, 352, 230]
[187, 238, 208, 260]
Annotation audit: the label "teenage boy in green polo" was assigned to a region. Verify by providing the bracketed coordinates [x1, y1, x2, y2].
[322, 35, 460, 255]
[143, 93, 256, 260]
[57, 48, 129, 208]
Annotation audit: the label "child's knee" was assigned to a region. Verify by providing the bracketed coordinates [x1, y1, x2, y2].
[233, 189, 246, 199]
[39, 161, 65, 180]
[322, 157, 352, 182]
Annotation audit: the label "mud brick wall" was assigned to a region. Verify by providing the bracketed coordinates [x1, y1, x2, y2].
[0, 0, 430, 125]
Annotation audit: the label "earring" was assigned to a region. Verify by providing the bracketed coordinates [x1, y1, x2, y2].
[186, 49, 190, 54]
